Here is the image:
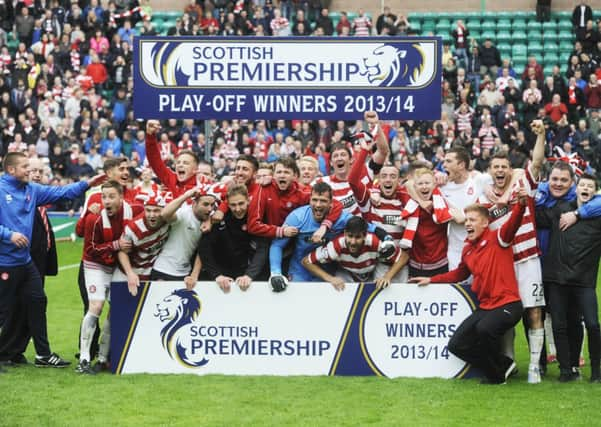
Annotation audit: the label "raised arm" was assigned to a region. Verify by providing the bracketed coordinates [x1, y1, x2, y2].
[530, 119, 546, 180]
[145, 120, 176, 191]
[365, 112, 389, 165]
[499, 195, 527, 246]
[161, 187, 198, 223]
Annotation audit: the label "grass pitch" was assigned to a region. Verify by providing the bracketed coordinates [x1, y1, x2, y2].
[2, 242, 599, 426]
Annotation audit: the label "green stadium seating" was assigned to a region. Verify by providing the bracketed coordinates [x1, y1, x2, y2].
[543, 64, 554, 76]
[560, 63, 568, 74]
[512, 19, 526, 31]
[543, 42, 559, 53]
[480, 30, 496, 42]
[410, 21, 421, 33]
[542, 21, 557, 32]
[496, 19, 511, 31]
[543, 30, 559, 42]
[468, 30, 481, 41]
[557, 20, 573, 31]
[511, 30, 527, 43]
[422, 17, 436, 31]
[513, 58, 528, 70]
[512, 43, 528, 57]
[466, 19, 481, 32]
[436, 19, 452, 33]
[543, 53, 560, 66]
[496, 41, 511, 53]
[481, 20, 495, 31]
[527, 20, 542, 31]
[440, 33, 452, 44]
[531, 53, 543, 64]
[551, 11, 572, 20]
[496, 11, 514, 20]
[559, 41, 574, 52]
[528, 41, 543, 55]
[527, 30, 542, 42]
[558, 31, 574, 42]
[495, 30, 512, 44]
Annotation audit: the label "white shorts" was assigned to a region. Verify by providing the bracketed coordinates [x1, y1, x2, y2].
[514, 257, 545, 308]
[84, 266, 113, 302]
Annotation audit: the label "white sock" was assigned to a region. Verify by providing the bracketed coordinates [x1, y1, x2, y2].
[98, 316, 111, 364]
[80, 312, 99, 363]
[502, 328, 515, 360]
[544, 315, 556, 355]
[529, 328, 545, 367]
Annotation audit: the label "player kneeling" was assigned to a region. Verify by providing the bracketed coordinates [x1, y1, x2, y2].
[302, 217, 408, 290]
[78, 181, 141, 374]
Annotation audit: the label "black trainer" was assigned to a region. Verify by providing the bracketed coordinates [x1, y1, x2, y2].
[559, 371, 578, 382]
[35, 353, 71, 368]
[76, 360, 96, 375]
[11, 354, 28, 365]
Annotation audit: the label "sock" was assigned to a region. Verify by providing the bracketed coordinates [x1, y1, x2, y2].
[544, 315, 556, 355]
[529, 328, 545, 367]
[80, 312, 99, 363]
[98, 316, 111, 364]
[502, 328, 515, 360]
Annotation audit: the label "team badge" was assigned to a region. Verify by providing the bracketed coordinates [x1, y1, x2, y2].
[286, 202, 292, 208]
[5, 194, 12, 203]
[241, 224, 247, 231]
[480, 240, 487, 247]
[467, 187, 474, 195]
[89, 285, 97, 293]
[1, 272, 8, 281]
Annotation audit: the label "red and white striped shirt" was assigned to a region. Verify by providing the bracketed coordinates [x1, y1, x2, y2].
[122, 213, 170, 278]
[314, 174, 365, 217]
[478, 163, 540, 263]
[352, 15, 372, 36]
[307, 232, 400, 281]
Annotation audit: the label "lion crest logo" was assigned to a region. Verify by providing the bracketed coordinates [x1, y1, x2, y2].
[361, 43, 434, 87]
[154, 289, 208, 367]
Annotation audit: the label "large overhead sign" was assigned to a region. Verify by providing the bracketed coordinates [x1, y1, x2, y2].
[133, 37, 442, 120]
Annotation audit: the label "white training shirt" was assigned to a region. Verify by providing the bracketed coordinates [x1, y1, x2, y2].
[441, 173, 491, 269]
[153, 203, 202, 277]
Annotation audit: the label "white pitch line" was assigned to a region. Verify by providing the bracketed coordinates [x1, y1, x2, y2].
[59, 263, 81, 271]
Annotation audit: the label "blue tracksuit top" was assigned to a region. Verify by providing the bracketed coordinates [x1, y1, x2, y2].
[269, 207, 376, 281]
[0, 174, 89, 266]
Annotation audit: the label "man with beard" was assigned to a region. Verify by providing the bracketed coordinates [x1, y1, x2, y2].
[269, 182, 394, 289]
[302, 216, 408, 291]
[535, 173, 601, 382]
[197, 184, 269, 292]
[477, 119, 546, 383]
[247, 157, 342, 240]
[150, 187, 216, 284]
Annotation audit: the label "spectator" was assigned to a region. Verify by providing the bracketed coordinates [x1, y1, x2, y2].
[479, 39, 502, 78]
[270, 8, 290, 36]
[100, 129, 122, 156]
[336, 12, 351, 35]
[572, 3, 593, 31]
[451, 20, 469, 67]
[352, 9, 371, 36]
[545, 93, 569, 123]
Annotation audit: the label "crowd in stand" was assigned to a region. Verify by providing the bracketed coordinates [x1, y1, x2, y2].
[1, 1, 601, 385]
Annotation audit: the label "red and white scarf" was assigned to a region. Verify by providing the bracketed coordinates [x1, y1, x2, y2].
[108, 6, 149, 28]
[101, 201, 133, 241]
[399, 188, 452, 249]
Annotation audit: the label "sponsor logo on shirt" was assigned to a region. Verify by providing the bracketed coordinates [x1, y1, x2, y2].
[340, 195, 355, 209]
[382, 214, 402, 225]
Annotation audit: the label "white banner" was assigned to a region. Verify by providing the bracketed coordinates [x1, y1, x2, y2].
[111, 282, 477, 378]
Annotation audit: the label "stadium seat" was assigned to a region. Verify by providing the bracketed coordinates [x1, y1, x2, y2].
[512, 43, 528, 57]
[346, 12, 357, 21]
[480, 30, 496, 42]
[495, 31, 511, 44]
[468, 30, 481, 41]
[527, 21, 542, 31]
[422, 18, 436, 32]
[527, 30, 542, 42]
[542, 21, 557, 32]
[410, 21, 421, 33]
[512, 19, 526, 31]
[543, 30, 559, 42]
[560, 63, 568, 74]
[543, 53, 560, 66]
[528, 41, 543, 55]
[543, 64, 554, 76]
[543, 42, 559, 53]
[551, 11, 572, 20]
[496, 41, 512, 56]
[531, 53, 543, 64]
[436, 19, 451, 33]
[496, 11, 514, 20]
[557, 20, 573, 31]
[480, 20, 495, 31]
[513, 57, 527, 70]
[558, 31, 574, 42]
[511, 30, 527, 43]
[559, 41, 574, 52]
[496, 19, 511, 31]
[466, 19, 481, 32]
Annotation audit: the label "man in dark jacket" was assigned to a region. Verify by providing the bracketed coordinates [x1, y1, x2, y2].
[198, 184, 269, 292]
[535, 173, 601, 382]
[479, 39, 502, 79]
